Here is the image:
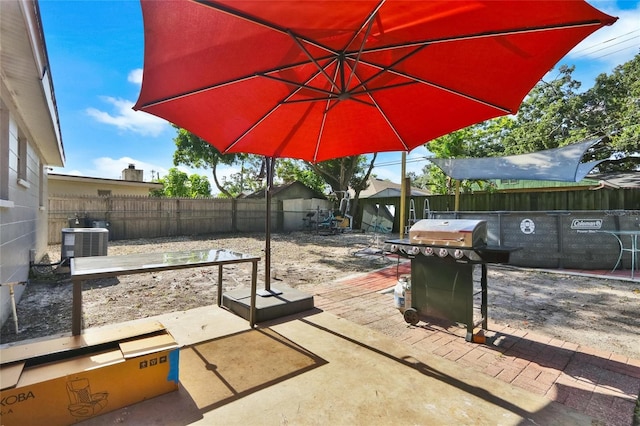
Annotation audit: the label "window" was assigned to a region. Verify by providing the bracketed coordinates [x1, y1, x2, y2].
[39, 162, 45, 208]
[98, 189, 112, 197]
[0, 100, 9, 202]
[17, 130, 27, 183]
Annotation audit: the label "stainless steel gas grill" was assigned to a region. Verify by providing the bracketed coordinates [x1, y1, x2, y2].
[387, 219, 515, 342]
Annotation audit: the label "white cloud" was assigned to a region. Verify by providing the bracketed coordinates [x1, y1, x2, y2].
[128, 68, 143, 85]
[86, 96, 169, 137]
[50, 167, 83, 176]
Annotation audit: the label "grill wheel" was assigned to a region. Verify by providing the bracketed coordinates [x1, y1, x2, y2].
[403, 308, 419, 325]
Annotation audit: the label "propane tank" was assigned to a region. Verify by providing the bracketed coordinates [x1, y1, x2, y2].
[394, 277, 407, 310]
[403, 276, 412, 311]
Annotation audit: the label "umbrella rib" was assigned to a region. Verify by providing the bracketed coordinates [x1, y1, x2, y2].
[193, 0, 339, 56]
[359, 59, 514, 114]
[344, 0, 386, 53]
[344, 10, 377, 93]
[137, 56, 334, 109]
[344, 19, 609, 57]
[259, 70, 338, 98]
[284, 96, 340, 105]
[312, 65, 343, 162]
[348, 81, 418, 98]
[346, 44, 427, 94]
[339, 64, 410, 151]
[288, 30, 340, 92]
[224, 64, 331, 155]
[342, 21, 602, 112]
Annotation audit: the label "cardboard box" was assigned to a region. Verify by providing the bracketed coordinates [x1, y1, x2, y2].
[0, 322, 179, 426]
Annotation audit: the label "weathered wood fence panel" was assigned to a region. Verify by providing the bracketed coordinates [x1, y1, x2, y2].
[48, 195, 276, 244]
[49, 189, 637, 243]
[357, 188, 638, 233]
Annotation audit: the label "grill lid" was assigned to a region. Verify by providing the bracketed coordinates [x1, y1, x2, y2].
[409, 219, 487, 248]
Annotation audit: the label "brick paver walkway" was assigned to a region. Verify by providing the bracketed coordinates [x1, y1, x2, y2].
[307, 260, 640, 426]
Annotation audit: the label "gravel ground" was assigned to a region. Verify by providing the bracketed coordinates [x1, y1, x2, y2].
[2, 231, 639, 360]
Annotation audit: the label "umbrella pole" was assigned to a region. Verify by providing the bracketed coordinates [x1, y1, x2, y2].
[259, 157, 281, 296]
[399, 152, 407, 239]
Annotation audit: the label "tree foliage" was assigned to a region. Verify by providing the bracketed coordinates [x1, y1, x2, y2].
[172, 127, 243, 198]
[151, 167, 211, 198]
[221, 156, 266, 197]
[170, 126, 375, 204]
[421, 53, 639, 190]
[275, 159, 327, 194]
[579, 54, 640, 170]
[502, 65, 586, 154]
[309, 154, 376, 218]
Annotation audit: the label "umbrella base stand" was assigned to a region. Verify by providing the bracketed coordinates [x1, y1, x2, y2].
[257, 288, 283, 297]
[222, 286, 314, 324]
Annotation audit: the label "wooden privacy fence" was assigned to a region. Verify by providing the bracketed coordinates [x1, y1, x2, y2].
[49, 188, 637, 243]
[48, 195, 277, 244]
[358, 188, 639, 233]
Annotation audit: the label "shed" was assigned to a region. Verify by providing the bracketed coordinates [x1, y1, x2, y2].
[245, 182, 330, 232]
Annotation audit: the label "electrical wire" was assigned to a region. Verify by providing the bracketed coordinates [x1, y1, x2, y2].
[571, 28, 640, 57]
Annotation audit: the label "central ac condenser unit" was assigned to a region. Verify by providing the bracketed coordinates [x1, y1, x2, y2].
[61, 228, 109, 259]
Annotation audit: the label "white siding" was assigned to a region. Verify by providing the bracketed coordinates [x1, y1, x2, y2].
[1, 0, 65, 328]
[0, 111, 47, 325]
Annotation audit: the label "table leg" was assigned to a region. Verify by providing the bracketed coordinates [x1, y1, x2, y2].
[72, 279, 83, 336]
[217, 265, 223, 306]
[632, 235, 638, 280]
[250, 260, 257, 328]
[481, 264, 488, 331]
[608, 232, 624, 273]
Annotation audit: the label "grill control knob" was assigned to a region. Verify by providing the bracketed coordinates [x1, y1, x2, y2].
[421, 247, 434, 256]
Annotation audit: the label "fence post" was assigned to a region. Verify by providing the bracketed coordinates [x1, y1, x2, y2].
[232, 198, 237, 232]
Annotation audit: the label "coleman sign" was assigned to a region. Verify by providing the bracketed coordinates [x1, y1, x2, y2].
[571, 219, 603, 233]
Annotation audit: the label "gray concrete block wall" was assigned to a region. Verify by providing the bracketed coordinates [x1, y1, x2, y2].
[431, 210, 639, 270]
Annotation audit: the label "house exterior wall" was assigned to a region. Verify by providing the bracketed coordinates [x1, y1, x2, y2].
[0, 105, 49, 325]
[1, 0, 65, 327]
[49, 177, 160, 197]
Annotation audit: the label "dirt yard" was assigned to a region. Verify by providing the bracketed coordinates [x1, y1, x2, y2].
[2, 232, 639, 360]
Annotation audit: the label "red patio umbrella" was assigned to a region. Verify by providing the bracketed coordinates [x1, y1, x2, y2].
[133, 0, 615, 162]
[133, 0, 615, 297]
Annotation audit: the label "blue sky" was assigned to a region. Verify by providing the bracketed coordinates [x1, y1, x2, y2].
[40, 0, 640, 194]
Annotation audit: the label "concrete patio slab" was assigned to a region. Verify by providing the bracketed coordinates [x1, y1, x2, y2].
[78, 306, 595, 425]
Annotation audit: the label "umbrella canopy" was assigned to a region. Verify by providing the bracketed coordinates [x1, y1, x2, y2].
[133, 0, 615, 163]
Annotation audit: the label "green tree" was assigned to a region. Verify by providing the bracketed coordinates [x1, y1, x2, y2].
[276, 159, 327, 194]
[152, 168, 211, 198]
[425, 126, 495, 194]
[415, 55, 639, 189]
[580, 53, 640, 170]
[172, 127, 243, 198]
[189, 174, 212, 197]
[502, 65, 585, 154]
[309, 154, 376, 223]
[221, 156, 265, 197]
[272, 155, 376, 218]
